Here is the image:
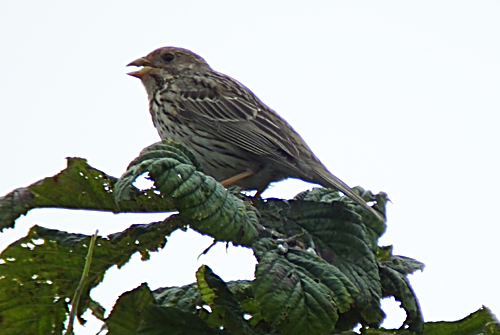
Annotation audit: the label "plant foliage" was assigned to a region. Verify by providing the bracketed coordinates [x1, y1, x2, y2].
[0, 140, 498, 335]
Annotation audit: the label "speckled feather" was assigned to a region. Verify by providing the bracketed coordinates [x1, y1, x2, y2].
[128, 47, 385, 222]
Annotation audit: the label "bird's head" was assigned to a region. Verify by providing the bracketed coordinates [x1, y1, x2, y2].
[127, 47, 210, 92]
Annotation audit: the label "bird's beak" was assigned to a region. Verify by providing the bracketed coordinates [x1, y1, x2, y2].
[127, 57, 154, 78]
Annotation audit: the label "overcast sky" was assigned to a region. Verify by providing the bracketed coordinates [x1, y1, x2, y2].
[1, 1, 499, 334]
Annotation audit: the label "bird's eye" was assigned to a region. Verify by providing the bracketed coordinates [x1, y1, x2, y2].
[162, 53, 175, 62]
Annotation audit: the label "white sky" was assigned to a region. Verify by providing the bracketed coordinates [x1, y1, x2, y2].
[1, 1, 499, 334]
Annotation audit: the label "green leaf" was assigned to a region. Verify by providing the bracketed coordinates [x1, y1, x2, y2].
[0, 157, 176, 232]
[357, 306, 500, 335]
[114, 140, 260, 246]
[1, 140, 434, 334]
[294, 187, 388, 242]
[255, 198, 384, 326]
[106, 283, 156, 335]
[252, 238, 357, 335]
[153, 282, 202, 311]
[423, 306, 500, 335]
[0, 220, 179, 334]
[106, 283, 228, 335]
[196, 265, 259, 335]
[378, 246, 425, 275]
[0, 186, 35, 231]
[378, 247, 426, 334]
[0, 226, 87, 335]
[151, 280, 260, 325]
[138, 306, 227, 335]
[114, 140, 201, 202]
[379, 266, 423, 334]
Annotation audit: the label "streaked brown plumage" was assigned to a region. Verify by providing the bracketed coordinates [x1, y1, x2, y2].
[127, 47, 385, 222]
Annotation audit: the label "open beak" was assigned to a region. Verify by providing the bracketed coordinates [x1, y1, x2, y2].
[127, 57, 154, 78]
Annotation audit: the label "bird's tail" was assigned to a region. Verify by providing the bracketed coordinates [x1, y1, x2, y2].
[311, 166, 386, 222]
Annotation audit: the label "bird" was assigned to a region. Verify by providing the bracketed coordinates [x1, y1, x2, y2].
[127, 47, 385, 222]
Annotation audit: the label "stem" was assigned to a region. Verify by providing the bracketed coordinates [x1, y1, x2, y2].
[65, 230, 98, 335]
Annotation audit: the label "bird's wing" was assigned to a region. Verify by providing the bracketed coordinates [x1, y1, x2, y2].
[170, 72, 308, 164]
[168, 72, 386, 222]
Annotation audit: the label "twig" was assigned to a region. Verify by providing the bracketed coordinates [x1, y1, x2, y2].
[65, 230, 98, 335]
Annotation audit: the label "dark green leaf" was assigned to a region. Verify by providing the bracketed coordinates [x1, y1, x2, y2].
[114, 141, 260, 246]
[0, 226, 87, 335]
[294, 187, 388, 242]
[423, 306, 500, 335]
[0, 220, 179, 334]
[0, 157, 177, 232]
[255, 198, 384, 325]
[0, 187, 35, 231]
[108, 283, 226, 335]
[252, 238, 357, 335]
[378, 246, 425, 275]
[358, 306, 500, 335]
[153, 283, 202, 312]
[138, 306, 226, 335]
[379, 246, 425, 334]
[152, 280, 258, 321]
[105, 283, 156, 335]
[196, 265, 259, 334]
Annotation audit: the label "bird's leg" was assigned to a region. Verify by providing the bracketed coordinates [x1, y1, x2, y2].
[253, 180, 272, 198]
[220, 171, 254, 187]
[253, 189, 264, 198]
